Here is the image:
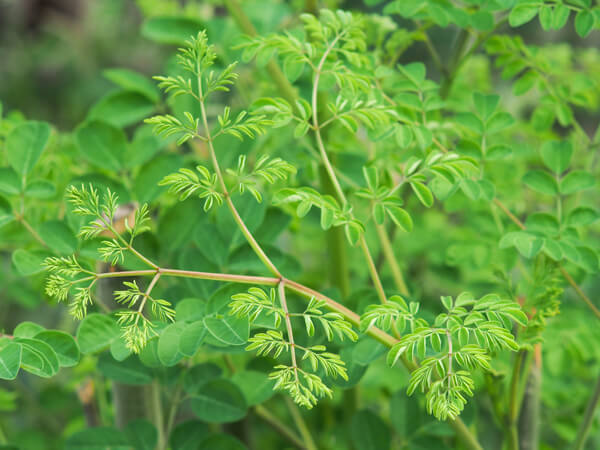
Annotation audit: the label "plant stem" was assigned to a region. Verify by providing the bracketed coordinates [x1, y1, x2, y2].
[573, 370, 600, 450]
[197, 73, 281, 278]
[506, 350, 525, 450]
[559, 267, 600, 320]
[163, 383, 183, 449]
[448, 417, 483, 450]
[278, 282, 299, 383]
[149, 380, 165, 450]
[17, 216, 47, 247]
[284, 396, 318, 450]
[254, 405, 306, 450]
[160, 268, 280, 285]
[518, 345, 541, 450]
[225, 0, 352, 298]
[310, 32, 388, 304]
[375, 221, 409, 296]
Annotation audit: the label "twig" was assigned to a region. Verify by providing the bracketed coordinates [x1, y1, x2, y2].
[254, 404, 306, 450]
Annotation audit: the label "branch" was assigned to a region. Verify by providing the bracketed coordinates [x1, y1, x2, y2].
[573, 370, 600, 450]
[254, 404, 307, 450]
[196, 72, 281, 278]
[310, 32, 388, 305]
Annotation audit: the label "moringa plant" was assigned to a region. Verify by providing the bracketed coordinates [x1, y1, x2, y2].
[1, 2, 600, 450]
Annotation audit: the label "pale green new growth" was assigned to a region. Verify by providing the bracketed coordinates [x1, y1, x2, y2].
[379, 292, 526, 420]
[160, 166, 223, 211]
[44, 185, 173, 352]
[231, 287, 356, 408]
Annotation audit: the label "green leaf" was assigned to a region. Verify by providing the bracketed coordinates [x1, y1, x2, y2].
[103, 68, 160, 103]
[552, 4, 570, 29]
[159, 199, 204, 252]
[97, 353, 153, 385]
[0, 340, 22, 380]
[350, 410, 391, 450]
[110, 336, 132, 362]
[170, 421, 210, 450]
[283, 56, 305, 82]
[0, 196, 14, 228]
[542, 239, 563, 261]
[134, 153, 183, 203]
[560, 171, 595, 194]
[75, 120, 126, 172]
[37, 221, 77, 255]
[540, 140, 572, 174]
[183, 363, 223, 395]
[65, 426, 130, 450]
[455, 112, 483, 134]
[12, 249, 47, 276]
[486, 112, 515, 133]
[199, 434, 247, 450]
[523, 170, 558, 195]
[473, 93, 498, 121]
[575, 246, 599, 273]
[353, 338, 387, 366]
[410, 181, 434, 207]
[470, 11, 494, 31]
[88, 91, 155, 128]
[0, 167, 21, 195]
[77, 314, 120, 354]
[575, 10, 595, 38]
[179, 321, 207, 357]
[190, 379, 248, 423]
[14, 322, 45, 338]
[204, 316, 248, 346]
[141, 16, 205, 45]
[386, 205, 413, 232]
[293, 122, 309, 138]
[538, 5, 552, 30]
[157, 322, 187, 367]
[513, 70, 537, 95]
[525, 212, 559, 235]
[16, 338, 60, 378]
[566, 207, 599, 226]
[460, 179, 481, 200]
[124, 419, 158, 450]
[25, 180, 56, 198]
[231, 370, 276, 406]
[5, 121, 51, 175]
[499, 231, 543, 258]
[34, 331, 80, 368]
[509, 4, 539, 27]
[344, 222, 363, 245]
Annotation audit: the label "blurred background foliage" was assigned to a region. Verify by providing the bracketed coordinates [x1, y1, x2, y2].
[0, 0, 599, 449]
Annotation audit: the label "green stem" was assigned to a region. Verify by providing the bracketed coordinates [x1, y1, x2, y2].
[310, 32, 387, 305]
[163, 384, 183, 449]
[374, 221, 409, 296]
[506, 350, 525, 450]
[518, 348, 541, 450]
[284, 396, 318, 450]
[279, 282, 299, 383]
[254, 404, 306, 450]
[197, 73, 281, 278]
[149, 381, 165, 450]
[573, 371, 600, 450]
[448, 417, 483, 450]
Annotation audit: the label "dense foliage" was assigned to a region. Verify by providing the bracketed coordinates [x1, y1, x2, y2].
[1, 1, 600, 449]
